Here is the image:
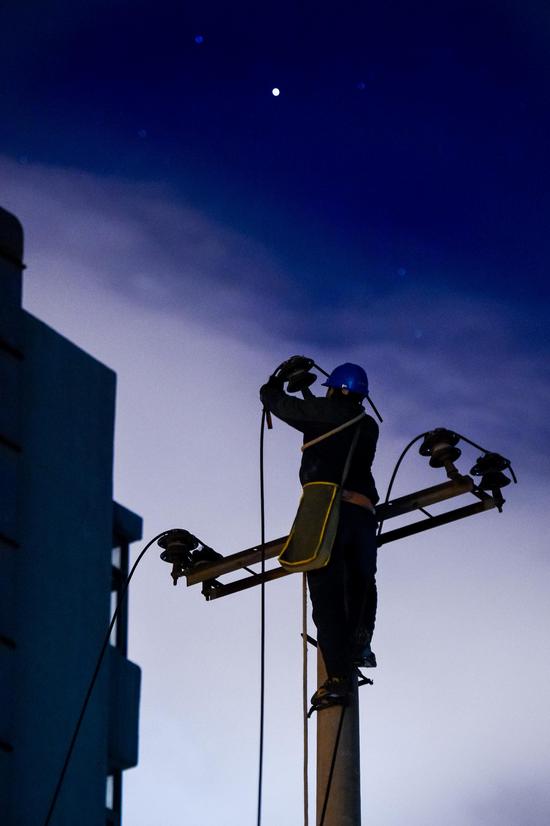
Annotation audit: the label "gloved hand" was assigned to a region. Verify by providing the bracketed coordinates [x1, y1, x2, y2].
[276, 355, 314, 382]
[262, 373, 284, 391]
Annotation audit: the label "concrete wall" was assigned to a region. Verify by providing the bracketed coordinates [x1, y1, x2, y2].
[0, 206, 142, 826]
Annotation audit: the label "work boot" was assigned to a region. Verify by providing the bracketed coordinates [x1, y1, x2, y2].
[352, 629, 377, 668]
[310, 677, 349, 711]
[353, 642, 377, 668]
[191, 545, 223, 566]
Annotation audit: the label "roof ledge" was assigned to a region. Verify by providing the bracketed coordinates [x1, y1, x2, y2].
[0, 206, 25, 268]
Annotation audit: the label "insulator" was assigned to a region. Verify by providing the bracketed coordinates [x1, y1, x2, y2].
[158, 529, 198, 565]
[419, 428, 461, 468]
[470, 452, 510, 478]
[470, 453, 512, 512]
[478, 470, 511, 491]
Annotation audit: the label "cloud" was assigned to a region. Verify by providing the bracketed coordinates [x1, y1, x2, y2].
[0, 155, 293, 338]
[3, 155, 549, 826]
[4, 153, 547, 346]
[296, 292, 550, 482]
[2, 153, 548, 484]
[468, 782, 550, 826]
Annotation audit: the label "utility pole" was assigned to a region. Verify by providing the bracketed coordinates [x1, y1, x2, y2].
[160, 447, 513, 825]
[316, 653, 361, 825]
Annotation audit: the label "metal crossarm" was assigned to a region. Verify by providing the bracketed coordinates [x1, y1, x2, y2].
[375, 475, 474, 519]
[186, 536, 286, 586]
[184, 476, 498, 600]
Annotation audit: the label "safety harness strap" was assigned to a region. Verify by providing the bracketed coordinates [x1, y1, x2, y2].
[340, 422, 362, 489]
[300, 411, 366, 452]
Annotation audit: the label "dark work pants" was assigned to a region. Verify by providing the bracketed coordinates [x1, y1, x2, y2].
[307, 502, 378, 679]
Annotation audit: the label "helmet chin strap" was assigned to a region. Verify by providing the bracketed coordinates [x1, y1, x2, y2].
[365, 394, 383, 423]
[313, 361, 330, 378]
[326, 382, 383, 424]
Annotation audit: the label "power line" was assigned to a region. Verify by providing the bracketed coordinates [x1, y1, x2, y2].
[257, 409, 268, 826]
[43, 531, 168, 826]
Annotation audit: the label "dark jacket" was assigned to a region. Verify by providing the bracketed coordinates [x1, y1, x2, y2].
[260, 381, 379, 504]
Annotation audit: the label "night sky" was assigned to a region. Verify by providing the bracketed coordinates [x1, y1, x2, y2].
[4, 2, 550, 312]
[2, 2, 549, 825]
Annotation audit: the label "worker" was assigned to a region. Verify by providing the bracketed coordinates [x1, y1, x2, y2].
[260, 361, 380, 710]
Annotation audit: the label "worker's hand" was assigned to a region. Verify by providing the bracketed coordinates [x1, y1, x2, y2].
[276, 355, 314, 381]
[263, 373, 284, 391]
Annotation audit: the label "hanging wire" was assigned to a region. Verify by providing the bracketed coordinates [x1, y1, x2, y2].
[257, 409, 267, 826]
[302, 573, 309, 826]
[312, 362, 330, 378]
[454, 431, 517, 483]
[376, 428, 517, 539]
[42, 530, 169, 826]
[376, 432, 428, 537]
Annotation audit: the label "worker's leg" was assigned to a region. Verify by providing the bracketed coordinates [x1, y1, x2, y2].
[344, 506, 378, 646]
[307, 514, 352, 678]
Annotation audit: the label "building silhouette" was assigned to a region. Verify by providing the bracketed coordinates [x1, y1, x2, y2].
[0, 206, 142, 825]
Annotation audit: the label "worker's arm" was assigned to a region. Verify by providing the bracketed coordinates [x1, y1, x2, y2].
[260, 376, 331, 433]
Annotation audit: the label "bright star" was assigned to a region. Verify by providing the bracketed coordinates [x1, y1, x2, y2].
[272, 88, 280, 96]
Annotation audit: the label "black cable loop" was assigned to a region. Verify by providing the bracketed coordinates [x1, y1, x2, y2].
[452, 431, 517, 483]
[43, 530, 170, 826]
[302, 574, 309, 826]
[377, 427, 517, 539]
[376, 432, 428, 537]
[257, 409, 267, 826]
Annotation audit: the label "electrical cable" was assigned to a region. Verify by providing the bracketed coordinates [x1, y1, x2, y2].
[453, 432, 517, 483]
[256, 408, 267, 826]
[42, 530, 169, 826]
[302, 573, 309, 826]
[313, 362, 330, 378]
[376, 428, 517, 539]
[376, 432, 428, 537]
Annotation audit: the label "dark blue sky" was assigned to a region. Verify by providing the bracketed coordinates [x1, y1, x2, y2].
[3, 6, 550, 824]
[2, 0, 549, 322]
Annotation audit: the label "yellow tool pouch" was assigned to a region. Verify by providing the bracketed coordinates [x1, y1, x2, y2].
[278, 482, 341, 572]
[278, 417, 365, 573]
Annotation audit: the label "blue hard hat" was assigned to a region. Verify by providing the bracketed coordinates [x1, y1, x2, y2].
[322, 363, 369, 397]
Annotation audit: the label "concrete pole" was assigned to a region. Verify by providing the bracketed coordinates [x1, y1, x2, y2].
[316, 651, 361, 826]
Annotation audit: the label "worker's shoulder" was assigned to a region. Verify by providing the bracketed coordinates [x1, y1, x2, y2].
[361, 413, 379, 438]
[302, 397, 379, 433]
[361, 411, 378, 430]
[323, 397, 371, 426]
[302, 394, 337, 419]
